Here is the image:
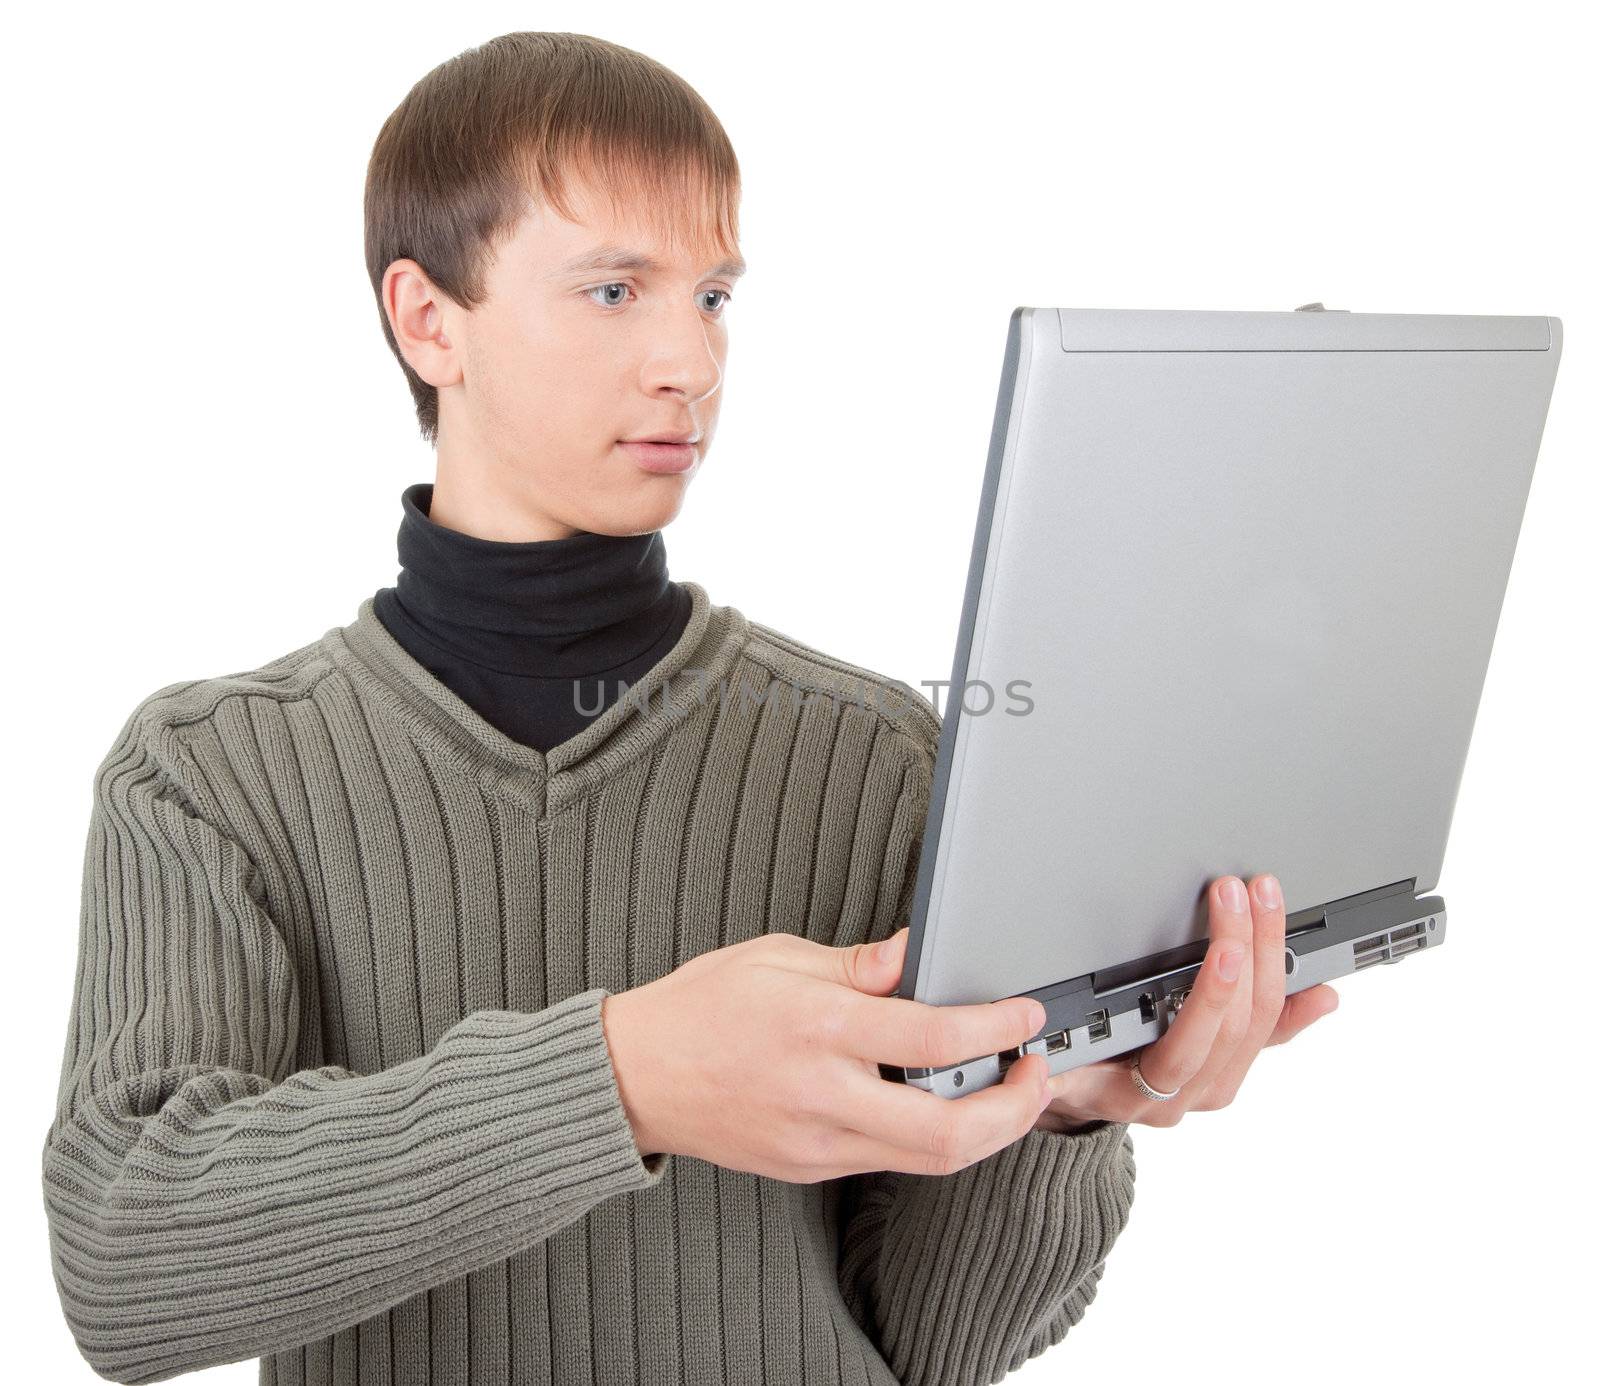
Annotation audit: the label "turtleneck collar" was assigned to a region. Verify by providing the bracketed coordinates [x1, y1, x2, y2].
[387, 480, 680, 678]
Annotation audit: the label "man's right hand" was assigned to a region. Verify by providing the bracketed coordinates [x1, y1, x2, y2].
[600, 927, 1052, 1183]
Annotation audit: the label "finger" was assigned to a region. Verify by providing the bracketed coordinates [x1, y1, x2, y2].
[756, 925, 911, 996]
[827, 1053, 1051, 1176]
[1043, 1058, 1149, 1125]
[833, 925, 913, 998]
[1135, 875, 1255, 1094]
[1184, 872, 1289, 1108]
[1245, 874, 1288, 1039]
[834, 987, 1046, 1068]
[1263, 984, 1339, 1046]
[806, 926, 1046, 1067]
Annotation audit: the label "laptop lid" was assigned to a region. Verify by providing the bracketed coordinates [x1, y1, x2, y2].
[900, 306, 1562, 1010]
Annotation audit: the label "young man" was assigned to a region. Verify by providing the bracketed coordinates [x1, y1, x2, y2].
[41, 31, 1336, 1386]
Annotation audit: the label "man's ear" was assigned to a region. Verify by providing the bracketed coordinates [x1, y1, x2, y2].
[382, 258, 462, 389]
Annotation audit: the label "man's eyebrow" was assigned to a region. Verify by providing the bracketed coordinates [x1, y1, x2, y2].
[550, 246, 748, 280]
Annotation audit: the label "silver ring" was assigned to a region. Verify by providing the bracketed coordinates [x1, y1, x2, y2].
[1130, 1054, 1181, 1102]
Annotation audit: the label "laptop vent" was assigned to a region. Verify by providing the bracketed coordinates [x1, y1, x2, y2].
[1352, 920, 1429, 970]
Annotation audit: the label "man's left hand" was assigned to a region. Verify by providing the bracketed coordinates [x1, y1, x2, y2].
[1033, 873, 1338, 1133]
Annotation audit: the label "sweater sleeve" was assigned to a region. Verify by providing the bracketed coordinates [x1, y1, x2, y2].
[835, 724, 1138, 1385]
[837, 1121, 1136, 1385]
[40, 712, 667, 1385]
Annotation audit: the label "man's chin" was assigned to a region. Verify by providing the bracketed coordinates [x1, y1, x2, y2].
[584, 476, 692, 537]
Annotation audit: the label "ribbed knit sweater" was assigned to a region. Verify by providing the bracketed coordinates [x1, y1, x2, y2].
[40, 580, 1137, 1386]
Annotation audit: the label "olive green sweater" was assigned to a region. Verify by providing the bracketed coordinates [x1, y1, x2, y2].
[40, 581, 1136, 1386]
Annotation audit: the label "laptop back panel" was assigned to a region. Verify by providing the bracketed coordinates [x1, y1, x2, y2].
[900, 306, 1561, 1017]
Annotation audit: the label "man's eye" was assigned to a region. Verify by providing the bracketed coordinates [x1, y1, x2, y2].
[585, 282, 632, 308]
[583, 283, 732, 314]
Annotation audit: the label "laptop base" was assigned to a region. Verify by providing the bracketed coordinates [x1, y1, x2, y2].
[891, 878, 1445, 1099]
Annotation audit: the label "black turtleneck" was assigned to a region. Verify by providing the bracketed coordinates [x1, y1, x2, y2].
[371, 481, 693, 754]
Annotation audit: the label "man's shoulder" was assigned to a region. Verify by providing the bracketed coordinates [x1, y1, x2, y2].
[736, 614, 942, 773]
[114, 627, 339, 760]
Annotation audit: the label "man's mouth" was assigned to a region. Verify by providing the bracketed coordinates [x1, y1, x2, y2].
[619, 438, 698, 474]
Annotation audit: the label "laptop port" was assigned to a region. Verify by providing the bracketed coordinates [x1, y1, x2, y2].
[1138, 992, 1158, 1024]
[1086, 1009, 1111, 1042]
[1044, 1029, 1070, 1054]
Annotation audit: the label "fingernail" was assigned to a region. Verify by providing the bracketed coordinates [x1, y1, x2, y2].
[1218, 947, 1246, 982]
[875, 930, 901, 962]
[1219, 877, 1247, 911]
[1257, 875, 1282, 909]
[1026, 1000, 1047, 1031]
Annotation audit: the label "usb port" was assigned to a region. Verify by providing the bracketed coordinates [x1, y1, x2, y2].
[1086, 1009, 1111, 1042]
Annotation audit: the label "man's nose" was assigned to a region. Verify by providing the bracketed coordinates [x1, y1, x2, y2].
[642, 306, 722, 403]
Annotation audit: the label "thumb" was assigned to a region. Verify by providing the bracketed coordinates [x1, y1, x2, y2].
[842, 926, 909, 996]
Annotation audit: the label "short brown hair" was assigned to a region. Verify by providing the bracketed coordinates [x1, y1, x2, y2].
[364, 32, 742, 444]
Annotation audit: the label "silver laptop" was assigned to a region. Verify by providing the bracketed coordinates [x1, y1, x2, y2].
[894, 304, 1563, 1098]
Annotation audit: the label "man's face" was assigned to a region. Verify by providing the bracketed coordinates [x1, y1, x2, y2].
[431, 176, 743, 538]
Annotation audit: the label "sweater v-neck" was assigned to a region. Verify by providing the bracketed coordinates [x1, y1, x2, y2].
[325, 580, 750, 819]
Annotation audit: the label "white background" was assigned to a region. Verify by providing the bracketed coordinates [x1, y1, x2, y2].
[6, 2, 1595, 1381]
